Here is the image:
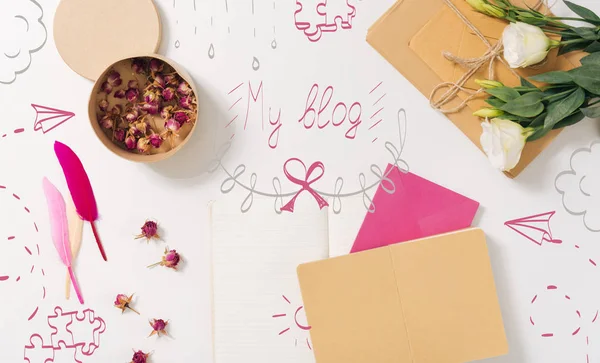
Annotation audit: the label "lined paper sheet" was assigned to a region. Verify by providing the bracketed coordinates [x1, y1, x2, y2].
[211, 197, 329, 363]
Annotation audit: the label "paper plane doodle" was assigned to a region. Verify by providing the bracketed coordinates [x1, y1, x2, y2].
[505, 211, 562, 246]
[32, 104, 75, 134]
[294, 0, 356, 42]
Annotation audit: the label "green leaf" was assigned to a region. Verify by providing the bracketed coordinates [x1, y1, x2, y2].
[553, 111, 586, 129]
[574, 27, 600, 40]
[542, 88, 576, 103]
[486, 87, 520, 102]
[530, 71, 573, 84]
[500, 92, 545, 117]
[569, 65, 600, 94]
[485, 97, 506, 108]
[586, 41, 600, 53]
[529, 112, 548, 128]
[559, 41, 592, 55]
[527, 127, 552, 142]
[520, 77, 536, 88]
[581, 52, 600, 65]
[581, 105, 600, 118]
[498, 113, 532, 122]
[544, 88, 586, 129]
[564, 1, 600, 23]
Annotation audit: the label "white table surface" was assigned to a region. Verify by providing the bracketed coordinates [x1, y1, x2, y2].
[2, 0, 600, 362]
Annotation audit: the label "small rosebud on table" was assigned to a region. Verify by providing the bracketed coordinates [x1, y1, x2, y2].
[148, 248, 181, 270]
[131, 350, 150, 363]
[114, 293, 140, 314]
[148, 318, 169, 337]
[135, 220, 160, 242]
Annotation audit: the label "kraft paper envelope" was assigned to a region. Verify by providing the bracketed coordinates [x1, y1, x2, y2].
[298, 228, 507, 363]
[366, 0, 582, 177]
[351, 164, 479, 253]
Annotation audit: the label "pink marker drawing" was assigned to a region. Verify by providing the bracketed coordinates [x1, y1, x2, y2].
[505, 211, 562, 246]
[280, 158, 329, 212]
[294, 0, 356, 42]
[24, 306, 106, 363]
[272, 295, 312, 350]
[529, 286, 598, 362]
[0, 184, 46, 321]
[32, 104, 75, 134]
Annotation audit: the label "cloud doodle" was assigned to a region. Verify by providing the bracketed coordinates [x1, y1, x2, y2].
[555, 141, 600, 232]
[0, 0, 47, 85]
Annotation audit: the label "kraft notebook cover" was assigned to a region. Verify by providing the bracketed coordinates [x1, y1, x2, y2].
[366, 0, 582, 177]
[351, 164, 479, 253]
[298, 228, 508, 363]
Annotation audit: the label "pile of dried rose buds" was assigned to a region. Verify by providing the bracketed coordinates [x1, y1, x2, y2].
[96, 57, 197, 155]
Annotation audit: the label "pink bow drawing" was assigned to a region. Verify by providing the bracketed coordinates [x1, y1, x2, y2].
[281, 158, 329, 213]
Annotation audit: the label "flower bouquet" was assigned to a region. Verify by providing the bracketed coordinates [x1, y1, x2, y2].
[467, 0, 600, 171]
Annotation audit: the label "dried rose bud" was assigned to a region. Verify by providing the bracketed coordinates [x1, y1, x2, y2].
[164, 74, 177, 85]
[125, 108, 140, 123]
[142, 102, 159, 115]
[137, 137, 151, 153]
[131, 350, 149, 363]
[114, 128, 126, 142]
[149, 133, 163, 148]
[162, 87, 175, 101]
[125, 135, 136, 150]
[114, 293, 140, 314]
[148, 248, 181, 270]
[154, 74, 166, 88]
[135, 220, 160, 241]
[126, 88, 139, 103]
[101, 81, 112, 94]
[160, 106, 174, 120]
[100, 115, 113, 129]
[98, 99, 109, 112]
[148, 318, 169, 337]
[143, 90, 157, 104]
[177, 81, 192, 96]
[149, 59, 164, 73]
[107, 71, 122, 87]
[173, 111, 189, 124]
[165, 119, 181, 133]
[179, 95, 193, 109]
[110, 105, 123, 116]
[131, 58, 145, 74]
[128, 80, 139, 89]
[114, 89, 126, 99]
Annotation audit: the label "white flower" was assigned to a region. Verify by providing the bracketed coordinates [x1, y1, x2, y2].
[503, 22, 556, 68]
[480, 118, 533, 172]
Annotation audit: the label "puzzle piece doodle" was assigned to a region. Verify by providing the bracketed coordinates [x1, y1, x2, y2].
[294, 0, 356, 42]
[25, 306, 106, 363]
[24, 334, 54, 363]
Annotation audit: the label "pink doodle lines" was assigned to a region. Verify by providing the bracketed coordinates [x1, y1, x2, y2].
[0, 104, 73, 142]
[294, 0, 356, 42]
[272, 295, 312, 350]
[24, 306, 106, 363]
[215, 80, 408, 214]
[0, 184, 46, 321]
[505, 211, 599, 362]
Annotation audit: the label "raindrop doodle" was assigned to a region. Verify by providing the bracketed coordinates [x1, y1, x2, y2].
[271, 39, 277, 49]
[208, 43, 215, 59]
[252, 57, 260, 71]
[175, 40, 181, 48]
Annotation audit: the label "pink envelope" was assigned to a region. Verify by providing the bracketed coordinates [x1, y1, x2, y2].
[351, 164, 480, 253]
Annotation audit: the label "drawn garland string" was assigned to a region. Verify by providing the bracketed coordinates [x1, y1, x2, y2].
[211, 109, 409, 214]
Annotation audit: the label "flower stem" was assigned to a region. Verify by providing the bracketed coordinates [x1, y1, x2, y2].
[560, 39, 591, 46]
[127, 306, 140, 315]
[147, 261, 161, 268]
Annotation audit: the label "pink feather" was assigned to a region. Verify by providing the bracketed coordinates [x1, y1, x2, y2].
[42, 178, 84, 304]
[54, 141, 107, 261]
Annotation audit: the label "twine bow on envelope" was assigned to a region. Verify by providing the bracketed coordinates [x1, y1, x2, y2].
[429, 0, 543, 114]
